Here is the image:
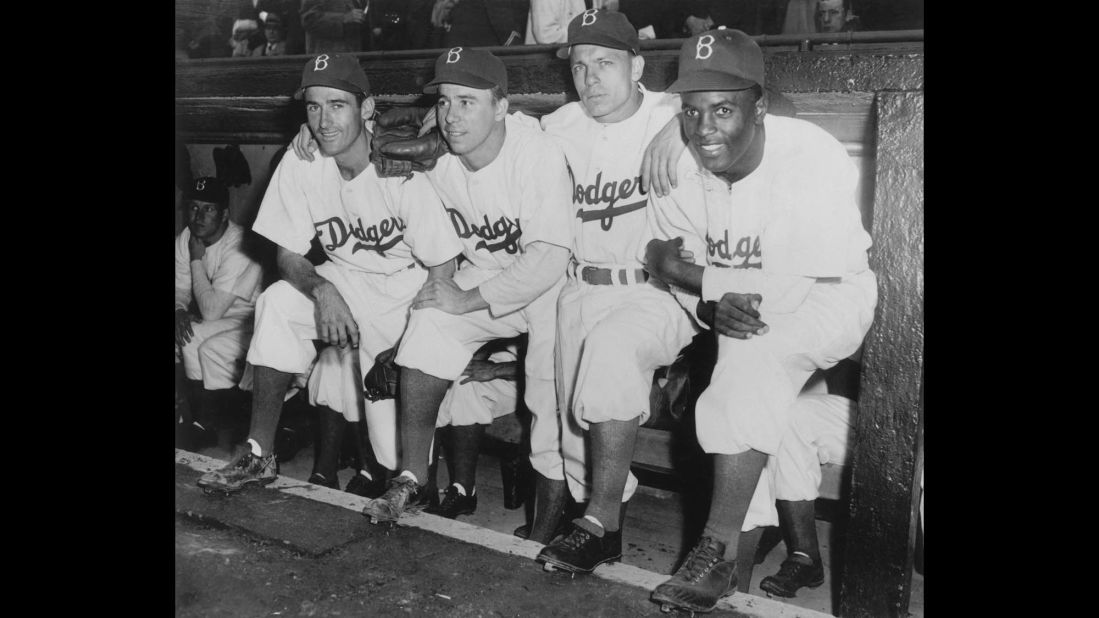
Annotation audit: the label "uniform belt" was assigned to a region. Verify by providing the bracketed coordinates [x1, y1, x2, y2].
[575, 263, 650, 286]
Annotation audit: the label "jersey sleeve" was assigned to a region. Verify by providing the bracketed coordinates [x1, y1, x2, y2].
[251, 150, 318, 256]
[392, 174, 463, 267]
[514, 135, 572, 252]
[175, 231, 193, 310]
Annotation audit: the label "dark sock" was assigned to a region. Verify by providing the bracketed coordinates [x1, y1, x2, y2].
[701, 450, 769, 560]
[312, 406, 346, 481]
[448, 424, 484, 493]
[585, 418, 639, 533]
[398, 368, 451, 483]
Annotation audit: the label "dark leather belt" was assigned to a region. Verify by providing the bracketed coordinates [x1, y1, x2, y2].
[578, 265, 650, 286]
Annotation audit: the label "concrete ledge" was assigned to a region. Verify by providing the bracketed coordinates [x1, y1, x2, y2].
[176, 449, 832, 618]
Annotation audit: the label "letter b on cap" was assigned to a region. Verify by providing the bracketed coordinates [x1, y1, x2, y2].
[695, 35, 714, 60]
[446, 47, 462, 63]
[314, 54, 329, 71]
[581, 9, 598, 26]
[196, 179, 207, 191]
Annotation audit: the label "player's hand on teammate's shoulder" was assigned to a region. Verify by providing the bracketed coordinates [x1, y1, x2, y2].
[292, 123, 319, 162]
[312, 281, 360, 348]
[641, 115, 686, 197]
[713, 293, 769, 339]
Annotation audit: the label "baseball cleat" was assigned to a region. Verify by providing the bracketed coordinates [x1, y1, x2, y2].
[536, 518, 621, 574]
[759, 557, 825, 598]
[197, 447, 278, 494]
[360, 474, 427, 523]
[650, 536, 737, 614]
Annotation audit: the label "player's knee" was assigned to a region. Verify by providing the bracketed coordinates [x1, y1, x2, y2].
[256, 280, 304, 314]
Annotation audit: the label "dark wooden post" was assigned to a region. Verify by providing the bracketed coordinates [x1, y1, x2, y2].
[838, 91, 924, 618]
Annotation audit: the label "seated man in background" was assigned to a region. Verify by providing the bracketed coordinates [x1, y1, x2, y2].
[176, 177, 264, 452]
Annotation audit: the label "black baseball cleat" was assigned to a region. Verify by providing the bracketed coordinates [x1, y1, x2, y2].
[759, 557, 825, 598]
[536, 518, 621, 573]
[651, 536, 738, 613]
[307, 472, 339, 489]
[345, 472, 387, 499]
[425, 483, 477, 519]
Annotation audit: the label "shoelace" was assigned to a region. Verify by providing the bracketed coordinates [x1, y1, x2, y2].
[560, 526, 594, 551]
[676, 538, 722, 583]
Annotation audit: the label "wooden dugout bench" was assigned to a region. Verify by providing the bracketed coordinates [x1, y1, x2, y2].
[176, 32, 923, 617]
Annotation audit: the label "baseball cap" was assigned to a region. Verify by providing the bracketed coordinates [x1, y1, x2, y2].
[423, 47, 508, 95]
[555, 9, 639, 59]
[184, 177, 229, 206]
[293, 54, 371, 100]
[666, 29, 765, 93]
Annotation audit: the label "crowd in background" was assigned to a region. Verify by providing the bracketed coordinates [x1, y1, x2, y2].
[176, 0, 921, 61]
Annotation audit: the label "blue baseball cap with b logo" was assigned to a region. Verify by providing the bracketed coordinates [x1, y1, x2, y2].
[423, 47, 508, 95]
[294, 53, 371, 100]
[666, 29, 765, 93]
[556, 9, 639, 59]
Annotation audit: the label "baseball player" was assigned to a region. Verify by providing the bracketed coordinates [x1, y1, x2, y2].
[360, 47, 574, 523]
[642, 30, 877, 612]
[197, 53, 463, 494]
[524, 9, 699, 572]
[175, 176, 264, 451]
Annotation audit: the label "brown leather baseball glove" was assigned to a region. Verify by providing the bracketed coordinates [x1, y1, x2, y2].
[370, 107, 450, 178]
[363, 347, 399, 402]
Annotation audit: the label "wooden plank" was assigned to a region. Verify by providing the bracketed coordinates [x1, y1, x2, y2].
[176, 91, 874, 148]
[633, 427, 676, 473]
[838, 91, 924, 618]
[175, 46, 922, 99]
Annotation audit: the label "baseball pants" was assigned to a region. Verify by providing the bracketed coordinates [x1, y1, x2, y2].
[178, 316, 252, 390]
[396, 266, 566, 481]
[556, 278, 696, 503]
[773, 393, 855, 502]
[246, 261, 426, 470]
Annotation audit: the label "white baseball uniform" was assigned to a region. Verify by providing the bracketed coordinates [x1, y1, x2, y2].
[437, 345, 520, 428]
[539, 85, 698, 504]
[246, 146, 463, 469]
[647, 114, 878, 459]
[175, 220, 264, 390]
[773, 392, 855, 502]
[395, 114, 573, 480]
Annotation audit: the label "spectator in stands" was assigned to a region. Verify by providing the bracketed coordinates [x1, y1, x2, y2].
[438, 0, 529, 47]
[230, 17, 262, 56]
[524, 0, 617, 45]
[253, 12, 289, 55]
[617, 0, 684, 40]
[176, 177, 265, 452]
[814, 0, 860, 33]
[684, 0, 761, 35]
[301, 0, 372, 53]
